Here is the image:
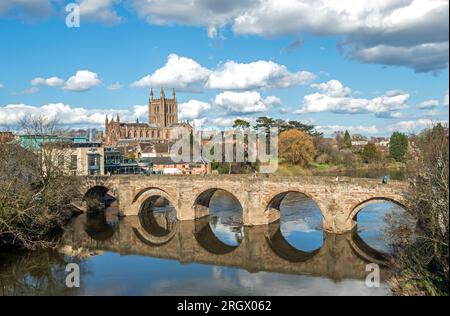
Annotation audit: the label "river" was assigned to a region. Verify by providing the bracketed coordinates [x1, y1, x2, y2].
[0, 190, 407, 296]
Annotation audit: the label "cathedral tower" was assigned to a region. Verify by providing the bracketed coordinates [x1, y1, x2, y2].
[148, 88, 178, 128]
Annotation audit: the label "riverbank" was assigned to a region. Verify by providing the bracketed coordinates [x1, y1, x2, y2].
[275, 162, 410, 180]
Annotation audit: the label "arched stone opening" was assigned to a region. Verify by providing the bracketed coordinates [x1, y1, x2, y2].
[193, 188, 244, 247]
[83, 185, 116, 213]
[266, 191, 325, 251]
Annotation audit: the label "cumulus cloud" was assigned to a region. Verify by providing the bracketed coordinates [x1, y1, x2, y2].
[131, 54, 211, 91]
[214, 91, 281, 114]
[31, 76, 64, 87]
[0, 102, 146, 127]
[444, 90, 449, 107]
[310, 80, 352, 98]
[63, 70, 101, 92]
[389, 118, 448, 133]
[206, 60, 314, 90]
[77, 0, 124, 24]
[316, 124, 380, 136]
[179, 100, 211, 120]
[417, 99, 439, 109]
[133, 54, 313, 92]
[297, 80, 409, 118]
[129, 0, 448, 72]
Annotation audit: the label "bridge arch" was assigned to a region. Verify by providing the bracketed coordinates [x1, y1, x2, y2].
[132, 187, 178, 216]
[82, 185, 116, 212]
[265, 190, 326, 224]
[193, 188, 243, 219]
[348, 196, 407, 221]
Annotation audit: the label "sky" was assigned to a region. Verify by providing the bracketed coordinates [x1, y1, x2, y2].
[0, 0, 448, 136]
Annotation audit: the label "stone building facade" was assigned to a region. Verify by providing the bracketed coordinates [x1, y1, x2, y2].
[102, 88, 190, 146]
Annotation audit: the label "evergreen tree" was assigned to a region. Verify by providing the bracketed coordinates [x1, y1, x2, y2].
[343, 130, 352, 148]
[389, 131, 409, 162]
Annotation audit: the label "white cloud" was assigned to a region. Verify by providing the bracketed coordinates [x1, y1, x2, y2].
[297, 80, 409, 118]
[389, 118, 448, 133]
[316, 124, 380, 136]
[132, 54, 313, 92]
[417, 99, 439, 110]
[206, 60, 314, 90]
[131, 54, 211, 91]
[107, 82, 123, 90]
[77, 0, 124, 24]
[310, 80, 351, 98]
[130, 0, 449, 72]
[214, 91, 281, 114]
[63, 70, 101, 92]
[444, 90, 449, 107]
[179, 100, 211, 120]
[31, 76, 64, 87]
[0, 103, 146, 127]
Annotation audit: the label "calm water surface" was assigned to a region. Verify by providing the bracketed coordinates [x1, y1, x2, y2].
[0, 190, 407, 296]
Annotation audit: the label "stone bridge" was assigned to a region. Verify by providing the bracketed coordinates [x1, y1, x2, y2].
[60, 214, 389, 281]
[77, 175, 408, 234]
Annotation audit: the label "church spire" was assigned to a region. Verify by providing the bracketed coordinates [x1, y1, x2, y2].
[150, 88, 154, 100]
[105, 114, 109, 125]
[116, 113, 120, 123]
[172, 88, 176, 100]
[160, 87, 165, 99]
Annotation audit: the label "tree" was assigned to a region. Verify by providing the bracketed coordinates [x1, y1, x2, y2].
[0, 116, 80, 249]
[386, 123, 449, 295]
[361, 142, 381, 163]
[233, 119, 250, 129]
[389, 131, 409, 162]
[279, 129, 316, 166]
[343, 130, 352, 148]
[254, 116, 276, 133]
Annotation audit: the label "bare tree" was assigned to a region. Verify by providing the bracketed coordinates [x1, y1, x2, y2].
[0, 116, 81, 249]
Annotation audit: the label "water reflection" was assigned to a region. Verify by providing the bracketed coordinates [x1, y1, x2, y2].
[0, 193, 398, 296]
[356, 201, 409, 254]
[208, 190, 244, 247]
[279, 192, 324, 252]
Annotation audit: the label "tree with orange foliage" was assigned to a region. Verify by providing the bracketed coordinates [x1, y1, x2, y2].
[279, 129, 316, 166]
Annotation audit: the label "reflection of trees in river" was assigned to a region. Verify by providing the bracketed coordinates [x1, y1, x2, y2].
[0, 250, 84, 296]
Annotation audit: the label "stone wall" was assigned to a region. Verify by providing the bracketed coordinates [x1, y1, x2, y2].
[78, 175, 408, 234]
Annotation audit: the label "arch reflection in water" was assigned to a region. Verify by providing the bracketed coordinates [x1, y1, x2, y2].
[354, 200, 412, 254]
[270, 192, 324, 252]
[134, 195, 178, 246]
[84, 212, 117, 241]
[196, 189, 244, 247]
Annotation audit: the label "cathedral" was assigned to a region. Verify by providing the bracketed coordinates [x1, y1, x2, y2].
[102, 88, 191, 146]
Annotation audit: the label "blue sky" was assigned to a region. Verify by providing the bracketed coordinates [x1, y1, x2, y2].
[0, 0, 448, 136]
